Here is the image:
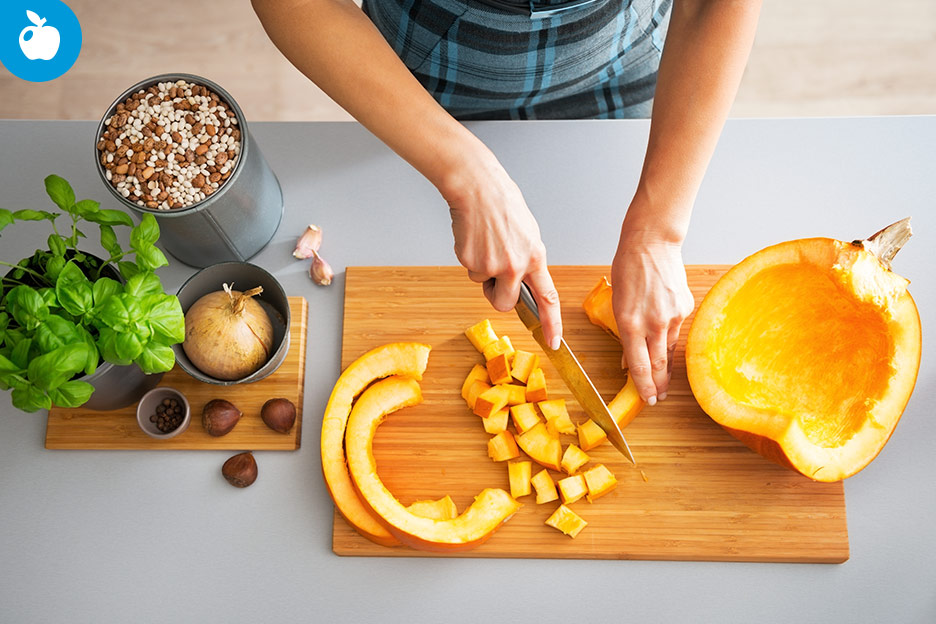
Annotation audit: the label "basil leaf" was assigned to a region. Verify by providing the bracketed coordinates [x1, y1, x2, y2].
[114, 332, 143, 363]
[134, 241, 169, 271]
[75, 199, 100, 218]
[50, 379, 95, 408]
[0, 208, 14, 232]
[99, 224, 122, 257]
[26, 342, 91, 392]
[47, 234, 66, 257]
[55, 261, 94, 317]
[36, 315, 79, 353]
[75, 325, 99, 375]
[125, 272, 163, 298]
[92, 277, 122, 306]
[13, 209, 54, 222]
[96, 328, 132, 366]
[145, 294, 185, 344]
[136, 343, 175, 374]
[45, 255, 66, 283]
[94, 294, 131, 331]
[10, 338, 33, 369]
[130, 213, 160, 248]
[44, 174, 76, 211]
[6, 285, 48, 330]
[118, 261, 140, 281]
[86, 209, 133, 227]
[11, 384, 52, 413]
[0, 351, 20, 373]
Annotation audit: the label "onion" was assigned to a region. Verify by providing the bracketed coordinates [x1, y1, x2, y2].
[183, 284, 274, 380]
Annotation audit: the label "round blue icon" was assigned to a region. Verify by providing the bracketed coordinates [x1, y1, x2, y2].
[0, 0, 82, 83]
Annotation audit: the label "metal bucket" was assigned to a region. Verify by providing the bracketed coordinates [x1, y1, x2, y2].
[94, 73, 283, 268]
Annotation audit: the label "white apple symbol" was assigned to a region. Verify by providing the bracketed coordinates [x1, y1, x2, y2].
[19, 10, 61, 61]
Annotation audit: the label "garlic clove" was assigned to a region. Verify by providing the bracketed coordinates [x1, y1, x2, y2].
[293, 224, 323, 259]
[310, 250, 334, 286]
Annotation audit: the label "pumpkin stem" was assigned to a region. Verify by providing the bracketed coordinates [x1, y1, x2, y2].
[860, 217, 912, 270]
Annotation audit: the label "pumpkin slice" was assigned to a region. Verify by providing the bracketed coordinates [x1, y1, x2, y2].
[686, 219, 921, 481]
[345, 376, 521, 552]
[321, 342, 431, 547]
[407, 495, 458, 521]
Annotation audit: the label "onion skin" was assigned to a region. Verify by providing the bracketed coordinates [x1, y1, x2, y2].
[183, 285, 274, 380]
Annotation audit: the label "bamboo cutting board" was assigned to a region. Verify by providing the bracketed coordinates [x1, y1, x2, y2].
[332, 266, 848, 562]
[45, 296, 307, 450]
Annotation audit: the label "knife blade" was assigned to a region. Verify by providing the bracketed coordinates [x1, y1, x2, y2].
[515, 282, 637, 466]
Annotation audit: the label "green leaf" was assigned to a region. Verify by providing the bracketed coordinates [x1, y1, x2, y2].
[118, 261, 140, 281]
[11, 384, 51, 413]
[75, 199, 100, 218]
[94, 294, 133, 332]
[0, 352, 20, 373]
[144, 294, 185, 345]
[44, 174, 76, 211]
[97, 327, 131, 366]
[49, 379, 95, 408]
[13, 209, 55, 222]
[35, 315, 80, 353]
[99, 225, 122, 257]
[136, 343, 175, 374]
[26, 342, 92, 392]
[6, 285, 48, 330]
[75, 325, 99, 375]
[125, 272, 163, 298]
[86, 209, 133, 227]
[44, 255, 66, 283]
[92, 277, 122, 306]
[47, 234, 67, 257]
[114, 332, 143, 363]
[55, 261, 94, 317]
[133, 242, 169, 271]
[0, 208, 13, 233]
[130, 213, 160, 247]
[37, 287, 58, 308]
[10, 338, 33, 369]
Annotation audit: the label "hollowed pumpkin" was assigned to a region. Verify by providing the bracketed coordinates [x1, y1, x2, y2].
[686, 219, 921, 481]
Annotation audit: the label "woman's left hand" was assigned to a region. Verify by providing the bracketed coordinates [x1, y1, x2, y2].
[610, 227, 695, 406]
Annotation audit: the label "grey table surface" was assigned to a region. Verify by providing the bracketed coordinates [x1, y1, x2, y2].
[0, 118, 933, 623]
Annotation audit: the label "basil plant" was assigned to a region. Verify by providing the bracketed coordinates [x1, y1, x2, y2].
[0, 175, 185, 413]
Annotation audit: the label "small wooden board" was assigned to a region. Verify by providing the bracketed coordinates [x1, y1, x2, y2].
[45, 296, 308, 450]
[331, 266, 849, 562]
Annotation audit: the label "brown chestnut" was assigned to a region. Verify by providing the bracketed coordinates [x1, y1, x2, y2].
[202, 399, 242, 437]
[261, 398, 296, 434]
[222, 452, 258, 488]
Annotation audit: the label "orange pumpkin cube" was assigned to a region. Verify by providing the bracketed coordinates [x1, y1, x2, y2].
[486, 353, 512, 386]
[546, 504, 588, 538]
[557, 474, 588, 505]
[525, 367, 548, 403]
[482, 336, 515, 362]
[560, 444, 590, 475]
[482, 408, 510, 435]
[539, 398, 576, 435]
[511, 349, 539, 384]
[531, 469, 559, 504]
[465, 319, 499, 353]
[487, 430, 520, 462]
[466, 380, 491, 411]
[406, 495, 458, 520]
[508, 460, 532, 499]
[583, 464, 618, 502]
[503, 384, 528, 406]
[577, 418, 608, 451]
[474, 384, 510, 418]
[509, 402, 541, 435]
[516, 422, 562, 471]
[461, 364, 490, 401]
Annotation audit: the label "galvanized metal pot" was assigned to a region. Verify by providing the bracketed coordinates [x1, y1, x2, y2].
[94, 73, 283, 268]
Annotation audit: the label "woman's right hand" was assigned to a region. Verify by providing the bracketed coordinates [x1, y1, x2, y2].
[444, 155, 563, 351]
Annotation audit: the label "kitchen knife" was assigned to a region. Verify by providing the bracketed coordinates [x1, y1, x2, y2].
[515, 282, 637, 465]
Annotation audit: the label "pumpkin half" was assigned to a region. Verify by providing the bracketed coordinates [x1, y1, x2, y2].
[686, 219, 921, 482]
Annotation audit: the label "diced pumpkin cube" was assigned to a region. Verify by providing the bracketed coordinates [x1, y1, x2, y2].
[487, 430, 520, 462]
[583, 464, 618, 502]
[474, 385, 511, 418]
[482, 408, 510, 435]
[516, 422, 562, 471]
[511, 349, 539, 384]
[508, 460, 532, 498]
[465, 319, 499, 353]
[545, 504, 588, 538]
[406, 495, 458, 520]
[577, 418, 608, 451]
[531, 469, 559, 504]
[486, 353, 512, 385]
[525, 367, 548, 403]
[560, 444, 590, 475]
[609, 374, 645, 430]
[466, 380, 491, 411]
[509, 402, 541, 435]
[503, 384, 527, 406]
[539, 398, 576, 435]
[482, 336, 515, 362]
[557, 474, 588, 505]
[461, 364, 490, 401]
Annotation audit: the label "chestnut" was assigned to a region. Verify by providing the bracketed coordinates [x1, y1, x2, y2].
[261, 398, 296, 434]
[222, 452, 258, 488]
[202, 398, 242, 437]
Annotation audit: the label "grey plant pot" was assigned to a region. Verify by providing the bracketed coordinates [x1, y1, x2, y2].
[80, 362, 164, 412]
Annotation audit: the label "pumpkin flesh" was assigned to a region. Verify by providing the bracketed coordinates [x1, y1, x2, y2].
[687, 237, 921, 481]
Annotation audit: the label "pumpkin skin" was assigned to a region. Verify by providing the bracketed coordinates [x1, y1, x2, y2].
[685, 228, 921, 482]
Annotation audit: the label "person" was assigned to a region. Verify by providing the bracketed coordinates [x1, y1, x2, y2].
[252, 0, 761, 406]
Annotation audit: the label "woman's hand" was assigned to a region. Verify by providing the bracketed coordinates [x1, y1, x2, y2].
[611, 227, 694, 405]
[445, 156, 562, 350]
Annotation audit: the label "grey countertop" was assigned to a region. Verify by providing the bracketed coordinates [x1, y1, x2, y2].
[0, 118, 933, 623]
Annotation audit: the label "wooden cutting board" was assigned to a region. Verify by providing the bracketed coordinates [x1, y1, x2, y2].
[332, 266, 848, 562]
[45, 296, 307, 450]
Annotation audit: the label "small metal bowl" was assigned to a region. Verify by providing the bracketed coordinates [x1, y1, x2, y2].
[136, 387, 191, 439]
[173, 261, 290, 385]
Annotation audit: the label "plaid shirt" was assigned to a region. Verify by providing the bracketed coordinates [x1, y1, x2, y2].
[363, 0, 672, 119]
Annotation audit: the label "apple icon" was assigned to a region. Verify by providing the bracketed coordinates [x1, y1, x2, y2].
[19, 10, 61, 61]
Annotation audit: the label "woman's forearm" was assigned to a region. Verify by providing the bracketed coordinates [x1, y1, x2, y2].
[251, 0, 490, 198]
[625, 0, 762, 242]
